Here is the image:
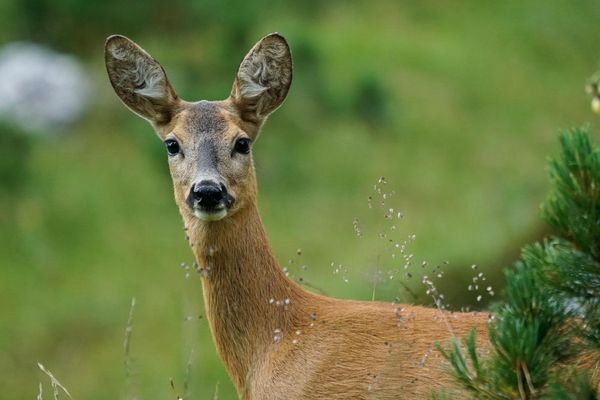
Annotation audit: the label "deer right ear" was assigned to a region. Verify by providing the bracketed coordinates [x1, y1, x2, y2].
[105, 35, 179, 125]
[230, 33, 292, 123]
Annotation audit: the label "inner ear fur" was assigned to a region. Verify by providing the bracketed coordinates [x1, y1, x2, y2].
[105, 35, 179, 124]
[230, 33, 293, 122]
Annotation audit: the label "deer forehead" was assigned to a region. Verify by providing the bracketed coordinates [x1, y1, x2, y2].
[172, 101, 241, 143]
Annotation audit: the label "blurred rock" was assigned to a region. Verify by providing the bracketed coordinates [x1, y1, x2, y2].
[0, 42, 90, 134]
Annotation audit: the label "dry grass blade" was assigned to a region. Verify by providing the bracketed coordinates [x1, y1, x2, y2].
[124, 297, 136, 356]
[37, 363, 72, 399]
[183, 347, 194, 399]
[169, 377, 184, 399]
[123, 296, 139, 400]
[212, 381, 220, 400]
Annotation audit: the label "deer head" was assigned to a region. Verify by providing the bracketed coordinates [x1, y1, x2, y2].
[105, 33, 292, 222]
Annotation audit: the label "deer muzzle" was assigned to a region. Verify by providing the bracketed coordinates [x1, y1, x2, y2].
[186, 180, 235, 221]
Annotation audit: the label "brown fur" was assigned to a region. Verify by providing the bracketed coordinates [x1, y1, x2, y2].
[105, 33, 599, 399]
[185, 203, 491, 399]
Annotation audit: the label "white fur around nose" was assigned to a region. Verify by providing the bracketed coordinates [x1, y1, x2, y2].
[109, 45, 166, 99]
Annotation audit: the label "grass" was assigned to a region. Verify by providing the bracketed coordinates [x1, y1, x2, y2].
[37, 363, 72, 400]
[1, 1, 599, 398]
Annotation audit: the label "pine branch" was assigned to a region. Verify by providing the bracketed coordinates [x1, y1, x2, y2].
[437, 128, 600, 398]
[542, 128, 600, 261]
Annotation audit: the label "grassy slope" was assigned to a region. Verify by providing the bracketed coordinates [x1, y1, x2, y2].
[1, 1, 599, 398]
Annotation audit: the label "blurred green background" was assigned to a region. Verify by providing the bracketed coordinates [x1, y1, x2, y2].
[1, 0, 599, 398]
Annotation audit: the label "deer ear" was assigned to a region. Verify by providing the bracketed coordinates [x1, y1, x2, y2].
[105, 35, 179, 124]
[230, 33, 292, 122]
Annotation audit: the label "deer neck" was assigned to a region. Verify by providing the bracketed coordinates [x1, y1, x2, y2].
[184, 203, 308, 391]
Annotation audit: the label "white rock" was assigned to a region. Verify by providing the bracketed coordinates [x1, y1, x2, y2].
[0, 42, 90, 134]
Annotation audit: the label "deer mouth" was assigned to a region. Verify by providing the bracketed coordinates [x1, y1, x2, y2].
[193, 206, 228, 221]
[191, 194, 235, 222]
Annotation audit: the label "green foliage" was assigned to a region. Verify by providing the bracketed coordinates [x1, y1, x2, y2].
[546, 372, 595, 400]
[353, 74, 389, 130]
[537, 239, 600, 352]
[543, 129, 600, 259]
[436, 330, 497, 398]
[540, 129, 600, 358]
[0, 120, 32, 195]
[439, 129, 600, 398]
[489, 255, 571, 397]
[438, 256, 572, 399]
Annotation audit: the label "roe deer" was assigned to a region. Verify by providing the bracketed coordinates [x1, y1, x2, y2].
[104, 33, 498, 399]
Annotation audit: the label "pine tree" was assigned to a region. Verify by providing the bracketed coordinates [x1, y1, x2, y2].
[437, 128, 600, 399]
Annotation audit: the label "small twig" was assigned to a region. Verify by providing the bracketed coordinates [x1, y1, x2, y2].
[183, 347, 194, 399]
[422, 276, 456, 340]
[37, 363, 72, 399]
[522, 362, 536, 397]
[212, 381, 220, 400]
[169, 377, 183, 399]
[123, 297, 138, 399]
[371, 255, 381, 301]
[397, 281, 419, 301]
[516, 361, 528, 400]
[124, 297, 136, 357]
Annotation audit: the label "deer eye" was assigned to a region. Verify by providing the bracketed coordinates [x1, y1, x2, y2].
[164, 139, 180, 156]
[233, 138, 251, 155]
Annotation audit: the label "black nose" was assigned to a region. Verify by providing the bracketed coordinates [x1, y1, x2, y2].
[188, 181, 225, 210]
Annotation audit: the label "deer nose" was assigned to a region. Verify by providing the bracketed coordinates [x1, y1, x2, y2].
[189, 181, 225, 210]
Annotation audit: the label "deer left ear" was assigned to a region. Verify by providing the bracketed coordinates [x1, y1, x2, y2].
[230, 33, 292, 123]
[105, 35, 179, 125]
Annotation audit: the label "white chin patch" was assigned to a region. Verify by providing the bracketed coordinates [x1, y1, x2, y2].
[194, 208, 227, 221]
